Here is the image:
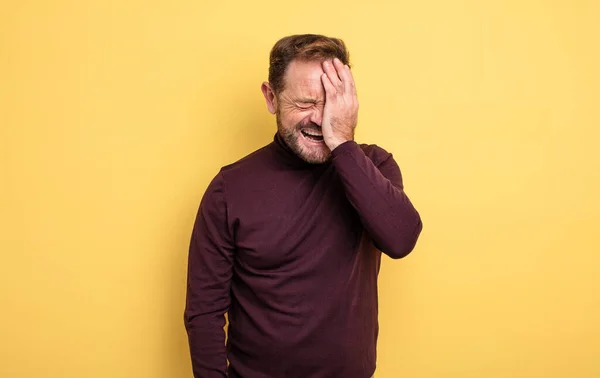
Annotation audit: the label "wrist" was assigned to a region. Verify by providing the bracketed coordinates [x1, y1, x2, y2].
[327, 136, 353, 151]
[327, 139, 346, 151]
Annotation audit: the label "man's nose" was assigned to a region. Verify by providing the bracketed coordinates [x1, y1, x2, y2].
[309, 108, 323, 127]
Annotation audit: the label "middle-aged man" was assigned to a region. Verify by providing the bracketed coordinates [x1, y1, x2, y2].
[184, 34, 423, 378]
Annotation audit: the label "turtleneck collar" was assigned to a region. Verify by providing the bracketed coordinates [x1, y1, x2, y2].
[271, 132, 330, 169]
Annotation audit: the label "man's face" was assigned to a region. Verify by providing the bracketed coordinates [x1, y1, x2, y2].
[274, 59, 330, 164]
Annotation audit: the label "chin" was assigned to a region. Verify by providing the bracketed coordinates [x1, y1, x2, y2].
[297, 145, 331, 164]
[300, 150, 331, 164]
[288, 132, 331, 164]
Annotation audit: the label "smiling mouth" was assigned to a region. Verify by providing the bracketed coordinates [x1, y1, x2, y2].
[301, 129, 324, 142]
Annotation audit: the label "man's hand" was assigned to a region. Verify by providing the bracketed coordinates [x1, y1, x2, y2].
[321, 58, 359, 151]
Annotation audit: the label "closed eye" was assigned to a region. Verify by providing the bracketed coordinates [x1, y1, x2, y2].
[295, 99, 324, 109]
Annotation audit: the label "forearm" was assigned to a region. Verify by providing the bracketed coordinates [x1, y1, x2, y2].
[184, 240, 230, 378]
[184, 309, 228, 378]
[184, 172, 235, 377]
[331, 141, 422, 258]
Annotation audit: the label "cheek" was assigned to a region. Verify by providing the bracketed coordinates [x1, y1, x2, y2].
[280, 110, 309, 129]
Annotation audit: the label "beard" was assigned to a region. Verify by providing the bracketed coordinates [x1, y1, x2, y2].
[276, 112, 331, 164]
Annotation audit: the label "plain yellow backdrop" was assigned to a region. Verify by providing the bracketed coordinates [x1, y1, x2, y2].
[1, 1, 599, 377]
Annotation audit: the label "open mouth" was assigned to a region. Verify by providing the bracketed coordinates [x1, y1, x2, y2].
[301, 129, 324, 142]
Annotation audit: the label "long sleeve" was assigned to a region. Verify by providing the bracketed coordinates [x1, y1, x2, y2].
[184, 172, 235, 378]
[331, 141, 423, 259]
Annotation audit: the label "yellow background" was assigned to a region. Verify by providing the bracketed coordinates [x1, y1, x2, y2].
[1, 1, 599, 377]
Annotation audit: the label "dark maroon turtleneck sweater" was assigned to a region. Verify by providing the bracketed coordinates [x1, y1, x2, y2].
[184, 133, 422, 378]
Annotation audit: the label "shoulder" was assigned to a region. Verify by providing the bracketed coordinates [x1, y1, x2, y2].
[220, 144, 273, 175]
[200, 144, 270, 205]
[210, 142, 278, 196]
[358, 142, 394, 167]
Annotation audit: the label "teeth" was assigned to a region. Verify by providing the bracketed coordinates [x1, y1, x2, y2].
[303, 130, 322, 137]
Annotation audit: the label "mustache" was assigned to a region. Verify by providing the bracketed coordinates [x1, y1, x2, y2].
[296, 122, 321, 131]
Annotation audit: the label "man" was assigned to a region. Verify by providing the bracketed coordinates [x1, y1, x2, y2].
[184, 34, 422, 378]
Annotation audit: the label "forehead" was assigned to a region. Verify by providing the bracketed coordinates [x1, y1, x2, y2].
[282, 59, 325, 99]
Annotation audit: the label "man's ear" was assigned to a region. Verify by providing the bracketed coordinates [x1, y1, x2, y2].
[261, 82, 277, 114]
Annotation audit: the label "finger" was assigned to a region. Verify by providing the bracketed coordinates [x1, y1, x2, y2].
[333, 60, 355, 94]
[343, 64, 357, 95]
[332, 58, 348, 81]
[321, 73, 336, 97]
[322, 60, 342, 88]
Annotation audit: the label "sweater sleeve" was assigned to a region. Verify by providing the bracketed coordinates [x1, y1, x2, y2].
[184, 172, 235, 377]
[331, 141, 423, 259]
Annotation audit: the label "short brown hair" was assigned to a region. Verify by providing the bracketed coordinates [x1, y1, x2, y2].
[268, 34, 351, 94]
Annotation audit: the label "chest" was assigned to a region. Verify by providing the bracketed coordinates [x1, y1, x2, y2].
[229, 167, 362, 271]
